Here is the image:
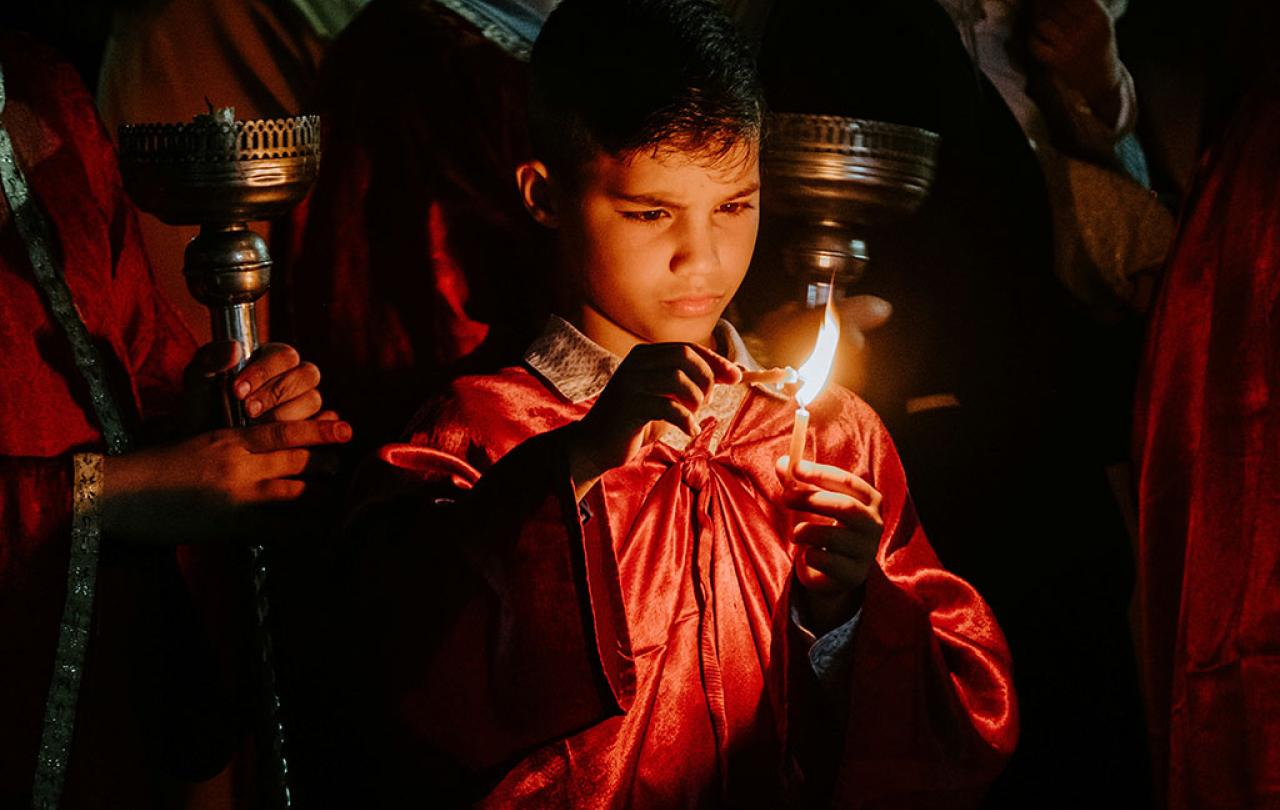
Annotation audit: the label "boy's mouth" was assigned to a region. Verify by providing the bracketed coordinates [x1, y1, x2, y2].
[661, 294, 724, 317]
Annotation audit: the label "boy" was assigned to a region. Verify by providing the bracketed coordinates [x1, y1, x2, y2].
[351, 1, 1016, 806]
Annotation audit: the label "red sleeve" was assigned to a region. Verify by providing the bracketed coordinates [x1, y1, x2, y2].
[41, 46, 197, 426]
[350, 424, 634, 796]
[826, 419, 1018, 808]
[80, 73, 196, 423]
[112, 193, 197, 425]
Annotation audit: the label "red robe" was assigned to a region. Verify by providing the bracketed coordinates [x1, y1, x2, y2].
[1134, 82, 1280, 810]
[0, 32, 211, 807]
[351, 336, 1017, 807]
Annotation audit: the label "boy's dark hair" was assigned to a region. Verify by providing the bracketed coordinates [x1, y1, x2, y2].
[529, 0, 763, 173]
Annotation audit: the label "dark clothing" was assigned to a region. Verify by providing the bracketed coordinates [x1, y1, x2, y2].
[749, 1, 1150, 806]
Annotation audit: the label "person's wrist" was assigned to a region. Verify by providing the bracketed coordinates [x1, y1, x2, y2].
[99, 453, 149, 542]
[99, 454, 126, 541]
[801, 583, 863, 636]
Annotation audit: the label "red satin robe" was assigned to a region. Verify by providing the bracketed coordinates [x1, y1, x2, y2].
[1134, 82, 1280, 810]
[352, 337, 1018, 807]
[0, 32, 205, 806]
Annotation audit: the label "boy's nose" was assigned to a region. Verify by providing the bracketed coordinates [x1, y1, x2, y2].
[669, 220, 720, 276]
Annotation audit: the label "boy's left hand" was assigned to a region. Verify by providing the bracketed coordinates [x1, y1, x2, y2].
[182, 341, 323, 433]
[776, 457, 883, 632]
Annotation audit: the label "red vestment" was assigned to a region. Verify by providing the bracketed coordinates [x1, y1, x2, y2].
[351, 324, 1017, 808]
[1134, 83, 1280, 810]
[0, 32, 213, 807]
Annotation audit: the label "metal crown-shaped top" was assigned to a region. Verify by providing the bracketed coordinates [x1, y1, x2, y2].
[764, 114, 940, 228]
[119, 112, 321, 225]
[119, 114, 320, 164]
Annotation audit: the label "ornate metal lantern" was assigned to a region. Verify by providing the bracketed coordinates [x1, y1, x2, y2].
[763, 113, 940, 305]
[118, 109, 320, 808]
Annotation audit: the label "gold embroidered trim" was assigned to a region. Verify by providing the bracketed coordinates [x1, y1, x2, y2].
[31, 454, 105, 810]
[0, 64, 131, 810]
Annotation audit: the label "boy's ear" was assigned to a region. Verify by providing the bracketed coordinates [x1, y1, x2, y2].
[515, 160, 559, 228]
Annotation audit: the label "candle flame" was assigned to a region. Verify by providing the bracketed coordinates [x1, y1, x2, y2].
[794, 292, 840, 408]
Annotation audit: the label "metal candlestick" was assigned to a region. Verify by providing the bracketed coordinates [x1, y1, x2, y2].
[763, 114, 940, 306]
[118, 110, 320, 808]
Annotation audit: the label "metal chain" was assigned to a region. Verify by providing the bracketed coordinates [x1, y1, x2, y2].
[226, 368, 293, 809]
[250, 541, 292, 808]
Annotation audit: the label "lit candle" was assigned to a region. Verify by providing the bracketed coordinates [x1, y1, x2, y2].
[787, 287, 841, 477]
[788, 405, 810, 477]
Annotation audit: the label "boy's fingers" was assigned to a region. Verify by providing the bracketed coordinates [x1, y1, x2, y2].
[242, 418, 353, 453]
[634, 344, 715, 392]
[793, 521, 876, 560]
[683, 342, 742, 384]
[640, 368, 706, 411]
[232, 343, 302, 399]
[776, 457, 882, 509]
[799, 546, 871, 589]
[631, 343, 741, 388]
[672, 347, 717, 394]
[650, 397, 700, 438]
[781, 486, 882, 529]
[794, 551, 842, 593]
[740, 367, 792, 385]
[639, 342, 739, 383]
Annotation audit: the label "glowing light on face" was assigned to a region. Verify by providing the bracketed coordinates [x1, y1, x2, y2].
[794, 291, 840, 408]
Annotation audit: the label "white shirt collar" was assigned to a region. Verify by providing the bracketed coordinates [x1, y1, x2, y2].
[523, 315, 771, 404]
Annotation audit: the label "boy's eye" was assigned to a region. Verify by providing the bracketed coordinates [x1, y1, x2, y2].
[622, 209, 670, 223]
[718, 201, 755, 215]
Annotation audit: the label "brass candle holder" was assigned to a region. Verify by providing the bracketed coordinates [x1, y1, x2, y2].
[119, 109, 320, 808]
[763, 114, 940, 306]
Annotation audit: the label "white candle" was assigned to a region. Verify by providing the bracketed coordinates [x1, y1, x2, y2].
[788, 406, 809, 478]
[786, 273, 841, 479]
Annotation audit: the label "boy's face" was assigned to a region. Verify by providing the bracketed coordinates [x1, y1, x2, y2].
[544, 143, 760, 354]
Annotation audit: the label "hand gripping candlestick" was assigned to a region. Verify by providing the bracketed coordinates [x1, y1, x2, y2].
[118, 109, 320, 808]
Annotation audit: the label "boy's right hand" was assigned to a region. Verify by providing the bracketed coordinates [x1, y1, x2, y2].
[566, 343, 741, 499]
[101, 415, 352, 545]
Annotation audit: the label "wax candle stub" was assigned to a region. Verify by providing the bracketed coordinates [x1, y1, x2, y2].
[788, 407, 809, 477]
